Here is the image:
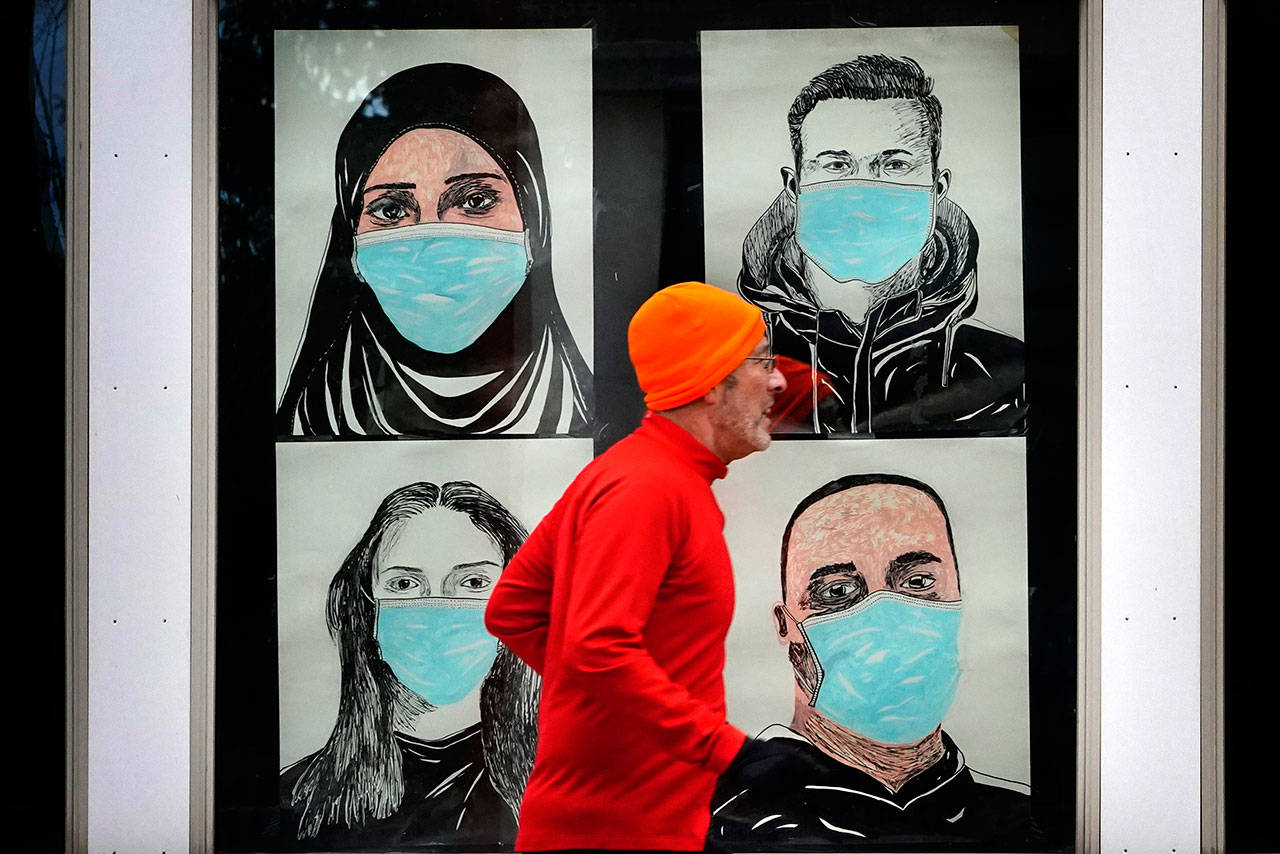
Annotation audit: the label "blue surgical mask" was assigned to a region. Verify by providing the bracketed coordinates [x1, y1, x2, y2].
[795, 179, 934, 285]
[792, 591, 961, 745]
[375, 596, 499, 707]
[354, 222, 532, 354]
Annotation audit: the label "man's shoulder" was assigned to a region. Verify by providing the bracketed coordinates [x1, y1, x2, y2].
[591, 427, 705, 486]
[562, 439, 690, 516]
[966, 768, 1032, 803]
[951, 320, 1025, 361]
[713, 725, 839, 796]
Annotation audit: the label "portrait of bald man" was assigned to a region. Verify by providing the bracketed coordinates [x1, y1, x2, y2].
[709, 474, 1032, 850]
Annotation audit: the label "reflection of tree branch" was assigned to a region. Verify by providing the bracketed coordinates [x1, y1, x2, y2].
[31, 0, 68, 250]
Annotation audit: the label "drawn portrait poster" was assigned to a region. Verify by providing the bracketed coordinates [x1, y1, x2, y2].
[274, 29, 594, 438]
[276, 439, 592, 846]
[713, 437, 1030, 834]
[701, 27, 1026, 438]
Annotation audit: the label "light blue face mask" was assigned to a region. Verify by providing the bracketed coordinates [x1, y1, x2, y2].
[354, 221, 532, 354]
[795, 179, 934, 285]
[375, 596, 499, 707]
[793, 591, 961, 745]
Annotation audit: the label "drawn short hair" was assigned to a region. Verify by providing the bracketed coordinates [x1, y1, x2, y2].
[778, 473, 958, 596]
[787, 55, 943, 167]
[288, 481, 538, 838]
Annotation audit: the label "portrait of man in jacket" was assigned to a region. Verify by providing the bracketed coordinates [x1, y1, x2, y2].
[739, 55, 1028, 436]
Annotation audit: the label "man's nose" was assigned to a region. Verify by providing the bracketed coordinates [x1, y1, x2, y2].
[769, 366, 787, 394]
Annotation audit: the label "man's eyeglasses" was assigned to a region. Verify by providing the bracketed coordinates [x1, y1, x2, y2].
[742, 355, 777, 372]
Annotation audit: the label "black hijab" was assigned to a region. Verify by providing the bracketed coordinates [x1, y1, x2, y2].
[276, 63, 592, 437]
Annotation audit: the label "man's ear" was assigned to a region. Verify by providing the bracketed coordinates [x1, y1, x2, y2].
[781, 166, 798, 201]
[773, 603, 790, 643]
[935, 168, 952, 200]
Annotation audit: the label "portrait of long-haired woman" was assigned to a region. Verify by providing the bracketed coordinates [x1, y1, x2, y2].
[276, 62, 592, 438]
[278, 481, 539, 848]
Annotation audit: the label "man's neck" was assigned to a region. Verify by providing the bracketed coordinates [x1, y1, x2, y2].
[652, 407, 729, 463]
[793, 704, 945, 793]
[804, 259, 920, 327]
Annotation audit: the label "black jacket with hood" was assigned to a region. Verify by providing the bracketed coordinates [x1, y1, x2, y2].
[739, 192, 1026, 437]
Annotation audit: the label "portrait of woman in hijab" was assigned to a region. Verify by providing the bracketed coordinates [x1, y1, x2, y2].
[278, 480, 539, 848]
[276, 63, 592, 438]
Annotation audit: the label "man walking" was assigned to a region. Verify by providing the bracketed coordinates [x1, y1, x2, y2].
[485, 281, 786, 852]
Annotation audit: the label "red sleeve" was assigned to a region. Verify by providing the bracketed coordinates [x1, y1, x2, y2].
[558, 481, 747, 774]
[485, 507, 557, 674]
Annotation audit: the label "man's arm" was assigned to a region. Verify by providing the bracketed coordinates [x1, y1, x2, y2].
[485, 507, 558, 674]
[558, 481, 747, 774]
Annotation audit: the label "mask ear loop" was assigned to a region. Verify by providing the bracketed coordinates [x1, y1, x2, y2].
[781, 605, 824, 706]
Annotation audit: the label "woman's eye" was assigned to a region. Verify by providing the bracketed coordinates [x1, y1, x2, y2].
[458, 189, 499, 214]
[365, 194, 417, 225]
[902, 573, 936, 591]
[457, 574, 493, 592]
[386, 576, 420, 593]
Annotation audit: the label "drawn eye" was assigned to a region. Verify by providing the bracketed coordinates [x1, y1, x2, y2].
[458, 188, 499, 215]
[365, 193, 418, 226]
[818, 157, 853, 175]
[901, 572, 936, 591]
[881, 157, 915, 176]
[812, 577, 864, 606]
[385, 575, 421, 594]
[457, 573, 494, 593]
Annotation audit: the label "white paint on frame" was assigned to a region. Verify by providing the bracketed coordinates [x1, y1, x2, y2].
[1100, 0, 1202, 849]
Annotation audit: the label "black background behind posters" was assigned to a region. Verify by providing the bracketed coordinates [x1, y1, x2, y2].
[1224, 2, 1267, 851]
[216, 2, 1078, 850]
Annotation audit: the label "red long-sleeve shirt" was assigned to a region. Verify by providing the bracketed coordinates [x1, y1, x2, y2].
[485, 411, 748, 851]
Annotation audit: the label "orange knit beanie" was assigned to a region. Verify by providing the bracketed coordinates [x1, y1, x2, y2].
[627, 281, 766, 411]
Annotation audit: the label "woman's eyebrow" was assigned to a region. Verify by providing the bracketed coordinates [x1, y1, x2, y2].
[444, 172, 506, 185]
[363, 182, 415, 193]
[451, 560, 502, 571]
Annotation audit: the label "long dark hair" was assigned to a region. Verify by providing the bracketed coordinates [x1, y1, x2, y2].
[289, 481, 539, 837]
[276, 62, 591, 437]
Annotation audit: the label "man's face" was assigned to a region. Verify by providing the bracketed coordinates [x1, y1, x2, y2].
[708, 336, 786, 462]
[794, 98, 937, 189]
[783, 98, 950, 312]
[776, 483, 960, 658]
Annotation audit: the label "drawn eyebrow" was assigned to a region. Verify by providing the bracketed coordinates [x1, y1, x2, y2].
[812, 150, 852, 160]
[885, 550, 942, 577]
[451, 560, 501, 572]
[363, 182, 416, 194]
[806, 562, 860, 584]
[878, 148, 918, 158]
[444, 172, 507, 185]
